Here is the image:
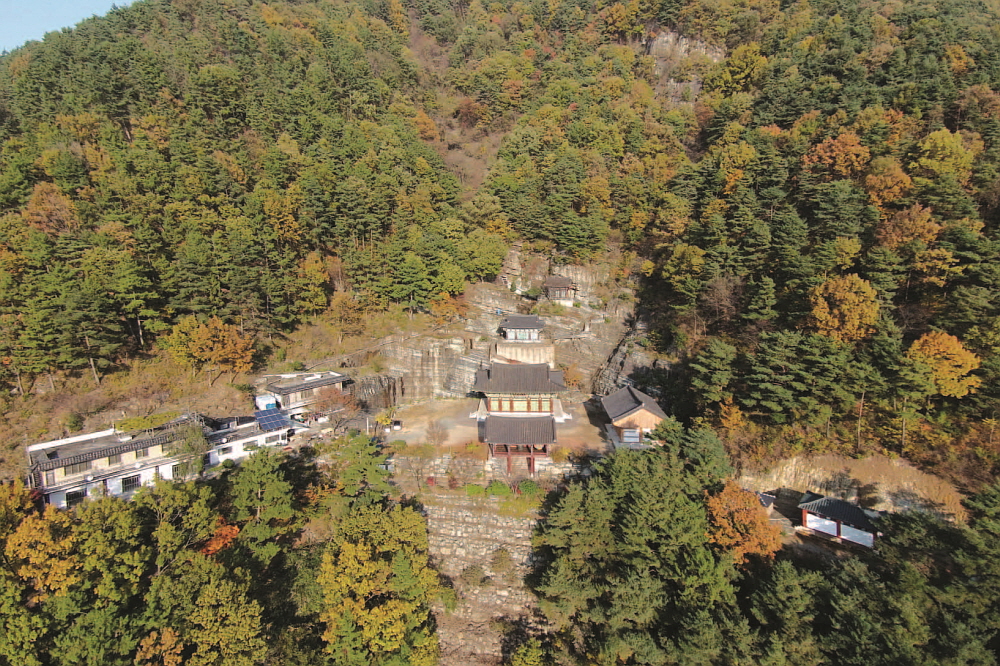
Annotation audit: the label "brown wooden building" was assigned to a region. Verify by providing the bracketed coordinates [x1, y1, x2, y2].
[543, 275, 576, 303]
[600, 386, 667, 447]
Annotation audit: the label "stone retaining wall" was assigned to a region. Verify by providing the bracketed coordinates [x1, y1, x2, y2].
[423, 495, 545, 665]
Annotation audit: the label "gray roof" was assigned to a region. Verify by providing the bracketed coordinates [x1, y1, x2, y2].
[473, 363, 566, 394]
[265, 372, 348, 396]
[601, 386, 667, 423]
[27, 413, 208, 471]
[544, 275, 574, 289]
[484, 416, 557, 445]
[798, 492, 882, 533]
[499, 314, 544, 330]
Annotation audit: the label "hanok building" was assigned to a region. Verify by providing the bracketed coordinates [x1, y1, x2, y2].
[600, 385, 667, 449]
[797, 492, 883, 548]
[472, 362, 569, 475]
[256, 371, 350, 417]
[543, 275, 576, 306]
[495, 314, 555, 367]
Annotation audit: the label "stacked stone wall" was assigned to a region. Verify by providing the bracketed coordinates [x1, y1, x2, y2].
[423, 495, 544, 665]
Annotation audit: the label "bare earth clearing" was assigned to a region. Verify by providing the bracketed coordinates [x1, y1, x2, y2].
[740, 453, 968, 519]
[392, 396, 610, 456]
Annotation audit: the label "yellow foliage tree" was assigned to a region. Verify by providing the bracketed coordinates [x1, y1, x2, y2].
[808, 274, 880, 342]
[906, 331, 981, 398]
[319, 505, 440, 665]
[6, 505, 80, 604]
[911, 128, 980, 185]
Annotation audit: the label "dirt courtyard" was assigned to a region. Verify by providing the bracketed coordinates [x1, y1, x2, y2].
[391, 396, 610, 456]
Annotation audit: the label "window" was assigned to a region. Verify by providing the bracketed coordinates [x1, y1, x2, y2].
[218, 446, 233, 455]
[121, 475, 141, 492]
[172, 464, 182, 479]
[135, 448, 149, 459]
[245, 442, 260, 451]
[65, 490, 87, 507]
[264, 435, 281, 444]
[107, 453, 121, 465]
[63, 461, 91, 476]
[512, 399, 528, 412]
[44, 471, 55, 486]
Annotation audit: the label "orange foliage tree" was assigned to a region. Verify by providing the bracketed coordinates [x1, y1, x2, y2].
[906, 331, 981, 398]
[705, 479, 781, 566]
[863, 156, 912, 211]
[199, 517, 240, 556]
[802, 131, 871, 180]
[876, 204, 941, 249]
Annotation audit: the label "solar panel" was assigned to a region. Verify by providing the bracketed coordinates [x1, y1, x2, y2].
[254, 409, 288, 433]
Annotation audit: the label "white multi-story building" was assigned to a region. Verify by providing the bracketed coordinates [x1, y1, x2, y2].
[26, 412, 301, 508]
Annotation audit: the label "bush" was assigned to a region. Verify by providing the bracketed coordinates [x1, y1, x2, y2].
[551, 448, 571, 463]
[221, 459, 236, 469]
[518, 479, 541, 498]
[465, 483, 486, 497]
[460, 564, 489, 587]
[66, 412, 84, 432]
[490, 547, 515, 574]
[487, 480, 512, 497]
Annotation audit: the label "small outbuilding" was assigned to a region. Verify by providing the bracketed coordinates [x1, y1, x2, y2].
[797, 492, 883, 548]
[498, 314, 545, 341]
[601, 386, 667, 447]
[543, 275, 576, 304]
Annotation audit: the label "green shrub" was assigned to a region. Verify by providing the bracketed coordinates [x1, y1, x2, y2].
[487, 480, 512, 497]
[465, 483, 486, 497]
[65, 412, 84, 432]
[518, 479, 541, 498]
[221, 459, 236, 469]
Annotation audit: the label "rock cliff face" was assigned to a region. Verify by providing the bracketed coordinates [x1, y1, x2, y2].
[377, 335, 487, 401]
[643, 30, 726, 102]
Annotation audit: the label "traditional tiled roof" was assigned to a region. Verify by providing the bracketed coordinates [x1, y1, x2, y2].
[798, 492, 882, 533]
[265, 372, 348, 396]
[473, 363, 565, 394]
[499, 314, 544, 330]
[543, 275, 574, 289]
[601, 386, 667, 423]
[484, 416, 557, 445]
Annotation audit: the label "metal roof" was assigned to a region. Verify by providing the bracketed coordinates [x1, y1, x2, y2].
[265, 372, 348, 396]
[473, 363, 566, 394]
[499, 314, 544, 330]
[601, 386, 667, 423]
[798, 493, 883, 533]
[483, 416, 557, 445]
